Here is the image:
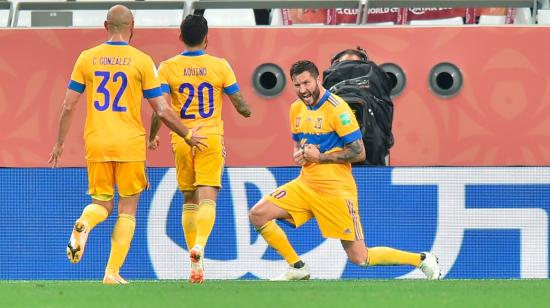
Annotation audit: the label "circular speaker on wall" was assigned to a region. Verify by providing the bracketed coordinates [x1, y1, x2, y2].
[429, 62, 463, 98]
[380, 63, 406, 97]
[252, 63, 286, 98]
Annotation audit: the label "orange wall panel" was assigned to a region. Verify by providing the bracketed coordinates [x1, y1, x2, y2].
[1, 27, 549, 167]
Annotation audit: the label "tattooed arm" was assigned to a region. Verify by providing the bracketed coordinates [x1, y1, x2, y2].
[303, 139, 366, 164]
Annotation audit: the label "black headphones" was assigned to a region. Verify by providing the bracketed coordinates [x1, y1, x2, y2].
[330, 46, 369, 65]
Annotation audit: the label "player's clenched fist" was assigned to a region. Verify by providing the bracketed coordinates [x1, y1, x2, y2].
[293, 148, 307, 166]
[303, 144, 321, 163]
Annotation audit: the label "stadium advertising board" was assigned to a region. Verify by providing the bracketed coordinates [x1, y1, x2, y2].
[0, 167, 547, 280]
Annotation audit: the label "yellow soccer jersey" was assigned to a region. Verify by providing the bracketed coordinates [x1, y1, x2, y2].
[158, 50, 239, 140]
[68, 41, 162, 162]
[290, 90, 362, 195]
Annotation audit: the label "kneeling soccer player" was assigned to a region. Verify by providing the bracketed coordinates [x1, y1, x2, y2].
[248, 60, 441, 280]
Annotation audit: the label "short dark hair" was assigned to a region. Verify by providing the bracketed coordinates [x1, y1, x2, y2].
[289, 60, 319, 79]
[179, 14, 208, 47]
[330, 46, 368, 65]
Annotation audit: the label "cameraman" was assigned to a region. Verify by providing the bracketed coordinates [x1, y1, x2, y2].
[322, 47, 394, 166]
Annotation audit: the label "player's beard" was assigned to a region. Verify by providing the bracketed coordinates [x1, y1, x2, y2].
[299, 84, 321, 106]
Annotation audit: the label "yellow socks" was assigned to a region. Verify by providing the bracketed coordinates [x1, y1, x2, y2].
[182, 203, 198, 249]
[106, 214, 136, 274]
[193, 199, 216, 248]
[80, 203, 109, 230]
[366, 247, 421, 267]
[258, 220, 300, 265]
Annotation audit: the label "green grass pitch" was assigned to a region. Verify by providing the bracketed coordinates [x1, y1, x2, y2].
[1, 280, 550, 308]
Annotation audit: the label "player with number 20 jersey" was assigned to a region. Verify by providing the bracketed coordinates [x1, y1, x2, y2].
[150, 14, 251, 283]
[158, 51, 238, 190]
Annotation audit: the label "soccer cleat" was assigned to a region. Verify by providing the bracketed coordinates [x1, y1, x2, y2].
[271, 263, 311, 281]
[419, 252, 441, 280]
[67, 219, 89, 264]
[102, 271, 129, 285]
[189, 246, 205, 283]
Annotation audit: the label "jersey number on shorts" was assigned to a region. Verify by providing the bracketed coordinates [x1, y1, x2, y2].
[93, 71, 128, 112]
[178, 82, 214, 119]
[270, 190, 287, 199]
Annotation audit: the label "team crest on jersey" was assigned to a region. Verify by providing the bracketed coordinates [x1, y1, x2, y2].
[314, 117, 324, 129]
[295, 117, 302, 127]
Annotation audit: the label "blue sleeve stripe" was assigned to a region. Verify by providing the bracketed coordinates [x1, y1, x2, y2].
[341, 129, 362, 144]
[161, 83, 170, 94]
[143, 87, 163, 99]
[292, 133, 301, 142]
[68, 80, 85, 93]
[224, 83, 240, 95]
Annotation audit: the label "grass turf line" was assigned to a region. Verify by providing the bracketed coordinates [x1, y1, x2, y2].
[1, 280, 549, 308]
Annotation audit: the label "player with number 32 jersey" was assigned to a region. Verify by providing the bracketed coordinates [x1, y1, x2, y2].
[69, 42, 161, 162]
[50, 5, 204, 285]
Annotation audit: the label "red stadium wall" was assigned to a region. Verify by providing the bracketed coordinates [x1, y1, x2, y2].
[1, 27, 550, 167]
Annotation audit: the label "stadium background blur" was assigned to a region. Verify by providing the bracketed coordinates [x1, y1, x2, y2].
[1, 0, 550, 288]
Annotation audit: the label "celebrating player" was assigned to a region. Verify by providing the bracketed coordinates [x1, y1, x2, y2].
[148, 14, 251, 283]
[48, 5, 205, 284]
[248, 60, 441, 280]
